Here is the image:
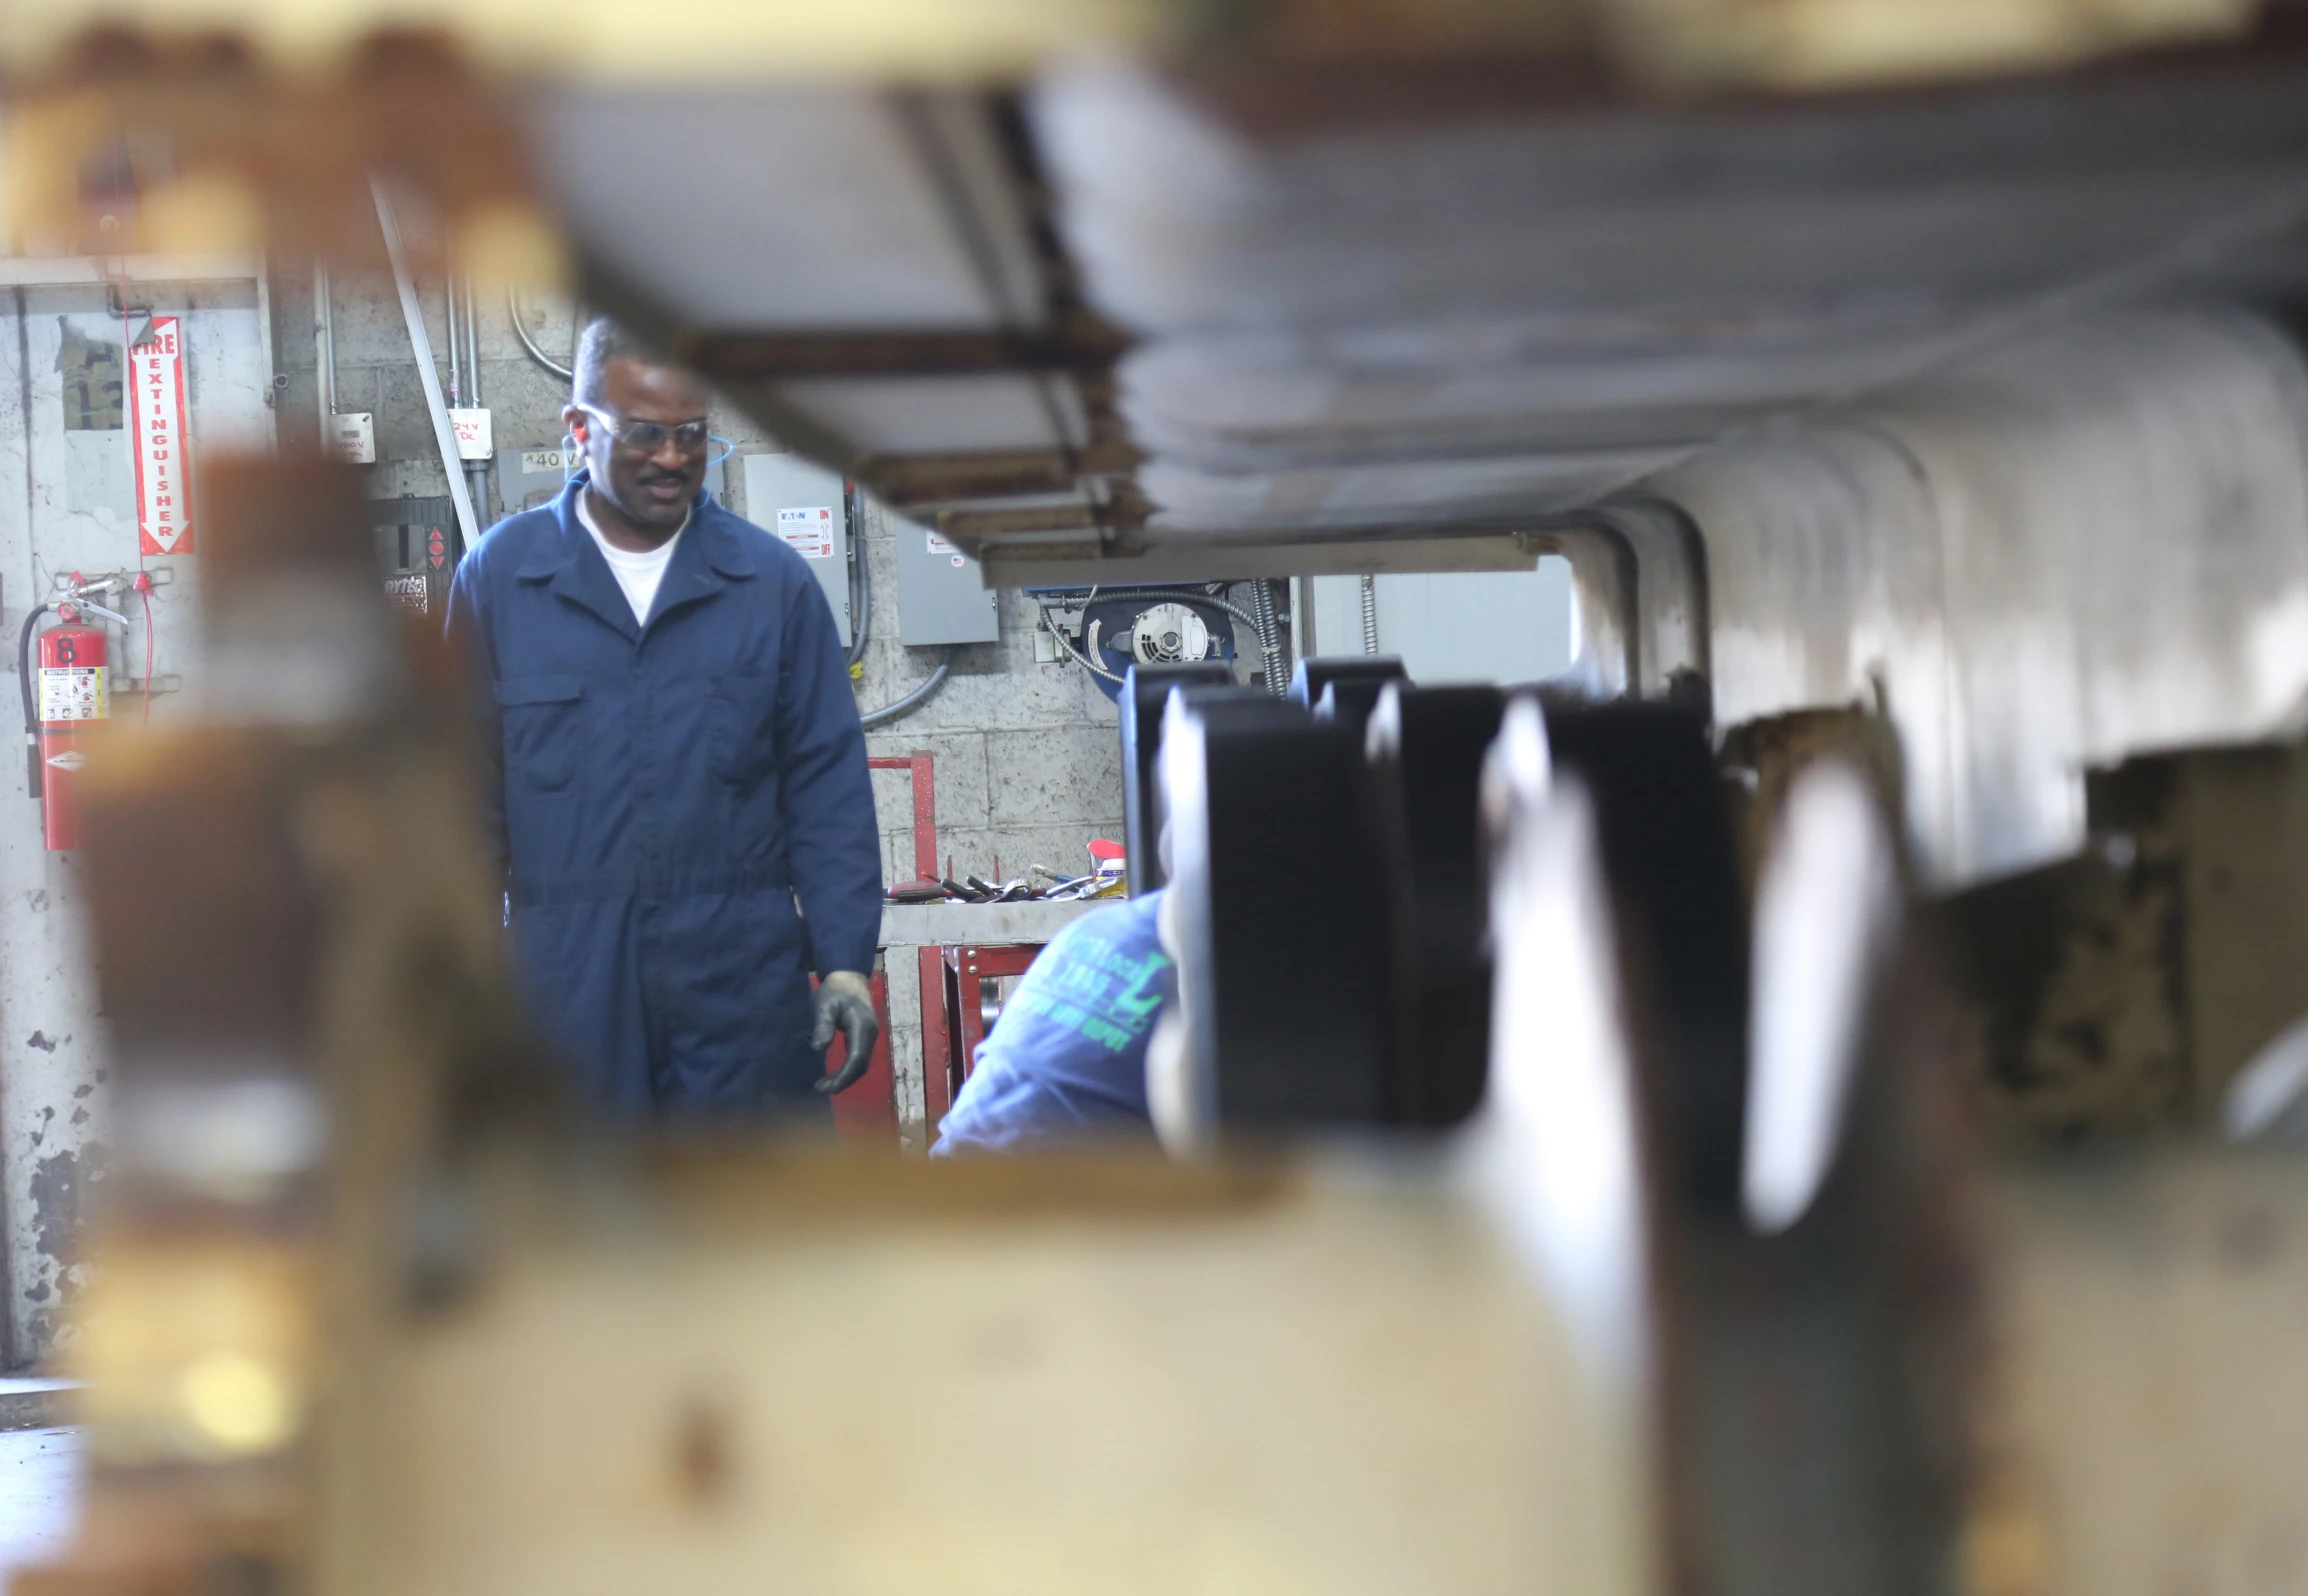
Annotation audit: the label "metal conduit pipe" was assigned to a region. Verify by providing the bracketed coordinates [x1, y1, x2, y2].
[313, 259, 337, 430]
[845, 480, 872, 670]
[1037, 598, 1125, 683]
[463, 273, 489, 530]
[1035, 587, 1272, 686]
[1248, 579, 1286, 697]
[508, 286, 575, 382]
[371, 177, 481, 558]
[445, 273, 461, 403]
[860, 660, 952, 728]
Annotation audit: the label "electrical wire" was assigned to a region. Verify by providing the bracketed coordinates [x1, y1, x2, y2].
[1037, 585, 1270, 684]
[1247, 579, 1286, 697]
[507, 286, 575, 382]
[16, 603, 48, 799]
[138, 585, 154, 723]
[844, 480, 871, 670]
[860, 660, 952, 728]
[1037, 598, 1125, 683]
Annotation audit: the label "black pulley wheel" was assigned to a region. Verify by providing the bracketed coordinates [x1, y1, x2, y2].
[1366, 683, 1508, 1127]
[1162, 694, 1410, 1138]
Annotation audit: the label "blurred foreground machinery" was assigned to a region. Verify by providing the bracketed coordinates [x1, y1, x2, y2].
[34, 520, 2308, 1596]
[12, 4, 2308, 1595]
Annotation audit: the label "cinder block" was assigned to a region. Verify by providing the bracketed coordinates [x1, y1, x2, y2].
[986, 726, 1125, 828]
[936, 824, 1123, 886]
[369, 364, 443, 461]
[325, 269, 438, 366]
[863, 731, 989, 831]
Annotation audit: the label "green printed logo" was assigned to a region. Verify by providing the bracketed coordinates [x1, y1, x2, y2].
[1020, 933, 1176, 1053]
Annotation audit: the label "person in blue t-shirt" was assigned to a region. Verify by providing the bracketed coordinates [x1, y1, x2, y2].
[932, 890, 1173, 1156]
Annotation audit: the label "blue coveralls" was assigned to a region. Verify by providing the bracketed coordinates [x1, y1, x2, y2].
[447, 475, 883, 1115]
[933, 892, 1172, 1155]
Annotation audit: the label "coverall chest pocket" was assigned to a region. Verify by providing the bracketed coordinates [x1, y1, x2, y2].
[496, 675, 587, 794]
[708, 670, 779, 790]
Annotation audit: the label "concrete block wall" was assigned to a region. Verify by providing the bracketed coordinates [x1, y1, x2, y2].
[267, 260, 1128, 1147]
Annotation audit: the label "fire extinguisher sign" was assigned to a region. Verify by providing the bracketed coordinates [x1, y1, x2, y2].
[130, 314, 193, 556]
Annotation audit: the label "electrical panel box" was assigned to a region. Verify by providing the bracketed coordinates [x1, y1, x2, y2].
[497, 445, 727, 522]
[894, 517, 999, 645]
[330, 411, 376, 465]
[496, 445, 569, 517]
[1307, 562, 1575, 684]
[740, 452, 851, 646]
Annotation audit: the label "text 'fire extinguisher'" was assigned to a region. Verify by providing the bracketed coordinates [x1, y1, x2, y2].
[18, 575, 139, 852]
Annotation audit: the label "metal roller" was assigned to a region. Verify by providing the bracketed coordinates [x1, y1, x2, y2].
[1159, 691, 1411, 1142]
[1486, 698, 1967, 1596]
[1365, 682, 1508, 1127]
[1287, 654, 1406, 720]
[1118, 661, 1236, 896]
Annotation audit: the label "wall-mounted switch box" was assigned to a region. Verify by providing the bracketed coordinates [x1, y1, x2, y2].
[895, 519, 999, 645]
[742, 452, 851, 646]
[330, 412, 375, 465]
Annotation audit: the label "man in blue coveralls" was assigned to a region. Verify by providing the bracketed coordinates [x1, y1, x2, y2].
[448, 320, 883, 1118]
[933, 890, 1174, 1155]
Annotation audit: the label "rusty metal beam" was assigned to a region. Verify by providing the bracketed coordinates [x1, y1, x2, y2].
[937, 498, 1134, 541]
[681, 317, 1129, 381]
[862, 441, 1142, 509]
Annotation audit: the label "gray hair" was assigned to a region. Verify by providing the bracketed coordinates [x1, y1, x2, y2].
[570, 317, 670, 408]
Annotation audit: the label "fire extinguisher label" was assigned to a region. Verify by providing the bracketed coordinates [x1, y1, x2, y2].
[39, 667, 105, 723]
[131, 314, 195, 557]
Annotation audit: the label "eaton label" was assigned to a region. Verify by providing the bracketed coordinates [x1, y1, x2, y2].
[778, 506, 836, 560]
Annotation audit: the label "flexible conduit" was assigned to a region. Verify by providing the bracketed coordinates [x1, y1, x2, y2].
[1248, 579, 1286, 697]
[508, 286, 575, 382]
[845, 482, 872, 670]
[16, 604, 48, 799]
[861, 660, 951, 728]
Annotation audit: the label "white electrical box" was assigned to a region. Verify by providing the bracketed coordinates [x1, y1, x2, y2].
[330, 411, 376, 465]
[450, 407, 493, 461]
[741, 452, 850, 646]
[895, 518, 999, 645]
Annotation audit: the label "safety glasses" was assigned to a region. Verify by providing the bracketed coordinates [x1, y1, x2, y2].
[574, 404, 712, 456]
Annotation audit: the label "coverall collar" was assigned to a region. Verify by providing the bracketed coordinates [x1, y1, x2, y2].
[517, 474, 754, 640]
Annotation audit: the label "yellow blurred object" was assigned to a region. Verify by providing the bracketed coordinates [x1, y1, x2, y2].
[140, 168, 266, 257]
[181, 1352, 297, 1454]
[0, 94, 110, 257]
[1611, 0, 2261, 89]
[457, 199, 570, 298]
[0, 0, 1164, 81]
[71, 1235, 315, 1465]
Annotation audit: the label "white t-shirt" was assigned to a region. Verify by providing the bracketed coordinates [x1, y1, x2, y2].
[577, 491, 688, 625]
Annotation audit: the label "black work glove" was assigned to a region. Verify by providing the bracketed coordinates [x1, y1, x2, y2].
[813, 971, 880, 1095]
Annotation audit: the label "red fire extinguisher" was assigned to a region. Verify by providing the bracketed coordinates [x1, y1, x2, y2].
[20, 604, 107, 851]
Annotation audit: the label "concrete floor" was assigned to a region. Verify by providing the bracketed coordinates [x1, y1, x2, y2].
[0, 1427, 81, 1580]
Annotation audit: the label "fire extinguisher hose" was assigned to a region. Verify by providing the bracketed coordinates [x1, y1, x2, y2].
[17, 603, 48, 801]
